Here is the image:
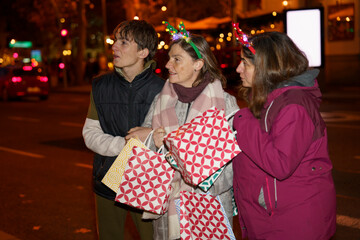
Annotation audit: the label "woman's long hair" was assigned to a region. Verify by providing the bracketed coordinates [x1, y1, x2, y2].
[170, 35, 226, 88]
[241, 32, 309, 118]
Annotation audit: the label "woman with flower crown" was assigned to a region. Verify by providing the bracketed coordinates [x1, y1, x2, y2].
[231, 27, 336, 239]
[127, 22, 239, 239]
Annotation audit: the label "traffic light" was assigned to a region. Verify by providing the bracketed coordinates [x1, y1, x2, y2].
[61, 29, 68, 45]
[60, 29, 68, 37]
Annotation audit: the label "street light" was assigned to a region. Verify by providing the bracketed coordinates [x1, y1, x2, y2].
[106, 37, 114, 45]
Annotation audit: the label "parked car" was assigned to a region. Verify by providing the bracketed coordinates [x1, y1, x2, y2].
[0, 65, 49, 101]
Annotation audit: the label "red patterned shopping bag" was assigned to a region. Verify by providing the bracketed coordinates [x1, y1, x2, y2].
[115, 146, 175, 214]
[176, 191, 236, 240]
[164, 107, 240, 186]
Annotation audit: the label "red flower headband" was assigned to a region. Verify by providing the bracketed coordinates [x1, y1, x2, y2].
[233, 23, 256, 55]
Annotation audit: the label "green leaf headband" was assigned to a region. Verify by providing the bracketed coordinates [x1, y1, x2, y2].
[162, 21, 202, 59]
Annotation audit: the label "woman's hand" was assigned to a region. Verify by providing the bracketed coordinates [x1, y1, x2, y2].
[126, 127, 152, 142]
[153, 127, 166, 148]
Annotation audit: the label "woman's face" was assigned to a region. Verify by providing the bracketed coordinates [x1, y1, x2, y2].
[236, 50, 255, 87]
[165, 43, 201, 88]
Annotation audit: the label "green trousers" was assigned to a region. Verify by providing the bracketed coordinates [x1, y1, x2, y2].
[95, 194, 153, 240]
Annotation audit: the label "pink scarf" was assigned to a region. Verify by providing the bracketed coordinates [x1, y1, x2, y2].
[152, 79, 226, 133]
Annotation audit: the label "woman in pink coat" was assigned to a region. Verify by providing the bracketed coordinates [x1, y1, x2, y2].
[232, 31, 336, 239]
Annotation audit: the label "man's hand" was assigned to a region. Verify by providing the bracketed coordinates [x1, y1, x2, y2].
[126, 127, 152, 142]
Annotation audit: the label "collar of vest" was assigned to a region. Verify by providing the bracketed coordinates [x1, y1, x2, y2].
[114, 60, 156, 79]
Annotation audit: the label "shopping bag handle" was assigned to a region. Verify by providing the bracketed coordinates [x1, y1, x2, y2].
[158, 145, 165, 154]
[144, 130, 165, 154]
[226, 109, 238, 136]
[144, 129, 154, 148]
[226, 109, 239, 121]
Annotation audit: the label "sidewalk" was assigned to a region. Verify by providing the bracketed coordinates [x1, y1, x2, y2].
[322, 86, 360, 100]
[0, 231, 20, 240]
[51, 83, 360, 100]
[51, 84, 92, 95]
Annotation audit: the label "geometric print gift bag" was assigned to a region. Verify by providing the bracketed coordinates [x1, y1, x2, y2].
[175, 191, 236, 240]
[115, 146, 175, 214]
[164, 107, 241, 186]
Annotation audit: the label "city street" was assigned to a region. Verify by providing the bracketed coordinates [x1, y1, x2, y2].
[0, 89, 359, 240]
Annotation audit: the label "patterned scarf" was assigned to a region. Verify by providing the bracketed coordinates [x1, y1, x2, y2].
[152, 79, 226, 133]
[151, 79, 226, 239]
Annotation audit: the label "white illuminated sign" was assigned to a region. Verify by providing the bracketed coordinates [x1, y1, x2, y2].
[285, 9, 323, 67]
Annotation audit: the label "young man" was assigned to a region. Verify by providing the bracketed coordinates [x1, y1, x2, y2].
[82, 20, 164, 240]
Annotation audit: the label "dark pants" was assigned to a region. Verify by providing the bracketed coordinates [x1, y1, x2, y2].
[95, 194, 153, 240]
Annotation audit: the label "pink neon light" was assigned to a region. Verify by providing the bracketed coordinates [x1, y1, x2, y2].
[11, 76, 22, 83]
[220, 63, 228, 69]
[39, 76, 48, 82]
[23, 66, 33, 71]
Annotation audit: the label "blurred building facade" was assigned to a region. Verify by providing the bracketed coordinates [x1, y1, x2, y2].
[1, 0, 358, 88]
[235, 0, 359, 88]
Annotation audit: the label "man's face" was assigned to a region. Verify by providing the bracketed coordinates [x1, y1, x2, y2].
[111, 30, 141, 69]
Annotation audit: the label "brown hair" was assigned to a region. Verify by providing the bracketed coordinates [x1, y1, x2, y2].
[113, 20, 158, 62]
[170, 35, 226, 88]
[240, 31, 309, 118]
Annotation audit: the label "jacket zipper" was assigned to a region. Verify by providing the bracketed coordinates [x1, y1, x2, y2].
[265, 176, 274, 216]
[128, 83, 133, 129]
[265, 100, 278, 212]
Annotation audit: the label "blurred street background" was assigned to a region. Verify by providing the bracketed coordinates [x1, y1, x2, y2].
[1, 0, 359, 239]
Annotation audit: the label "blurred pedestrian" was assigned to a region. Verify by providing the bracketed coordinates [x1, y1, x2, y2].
[129, 22, 239, 239]
[96, 54, 110, 76]
[84, 53, 97, 83]
[85, 53, 110, 83]
[82, 20, 165, 240]
[232, 30, 336, 239]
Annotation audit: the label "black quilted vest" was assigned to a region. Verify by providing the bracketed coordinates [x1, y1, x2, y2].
[92, 67, 164, 199]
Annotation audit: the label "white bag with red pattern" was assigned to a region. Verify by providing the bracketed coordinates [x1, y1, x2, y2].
[115, 146, 175, 214]
[175, 191, 236, 240]
[164, 107, 240, 186]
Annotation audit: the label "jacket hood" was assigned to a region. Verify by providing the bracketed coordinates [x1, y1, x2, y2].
[265, 69, 322, 107]
[277, 69, 319, 88]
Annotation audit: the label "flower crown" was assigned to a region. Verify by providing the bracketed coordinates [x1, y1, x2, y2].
[233, 23, 256, 55]
[163, 21, 202, 59]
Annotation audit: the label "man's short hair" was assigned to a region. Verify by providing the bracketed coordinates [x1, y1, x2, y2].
[113, 20, 158, 62]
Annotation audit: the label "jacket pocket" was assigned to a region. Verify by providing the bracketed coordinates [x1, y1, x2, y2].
[258, 176, 277, 216]
[258, 186, 267, 211]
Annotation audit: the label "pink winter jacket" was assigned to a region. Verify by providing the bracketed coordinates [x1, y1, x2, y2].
[233, 70, 336, 240]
